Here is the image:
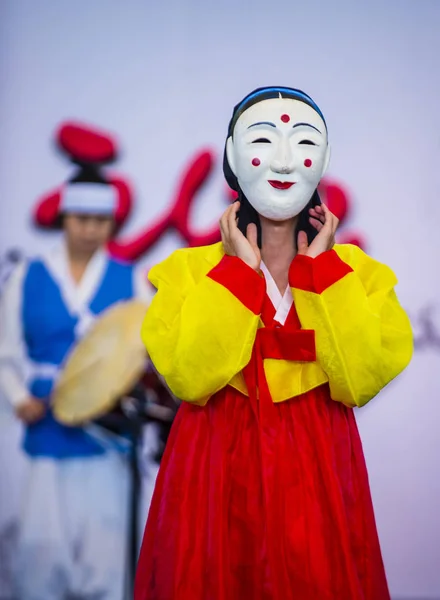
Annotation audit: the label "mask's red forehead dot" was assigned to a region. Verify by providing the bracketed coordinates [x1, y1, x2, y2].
[304, 159, 312, 168]
[281, 114, 290, 123]
[252, 158, 261, 166]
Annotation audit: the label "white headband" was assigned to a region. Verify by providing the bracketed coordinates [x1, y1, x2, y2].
[60, 183, 117, 215]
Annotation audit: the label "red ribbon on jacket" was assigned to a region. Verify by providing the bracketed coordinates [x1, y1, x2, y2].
[243, 316, 317, 422]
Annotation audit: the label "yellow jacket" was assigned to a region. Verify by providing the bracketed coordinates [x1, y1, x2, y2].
[141, 242, 413, 408]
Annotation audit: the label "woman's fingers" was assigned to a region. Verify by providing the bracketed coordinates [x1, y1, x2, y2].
[220, 202, 238, 239]
[228, 201, 240, 237]
[297, 230, 309, 255]
[321, 203, 339, 233]
[246, 223, 258, 249]
[309, 216, 324, 232]
[219, 209, 229, 239]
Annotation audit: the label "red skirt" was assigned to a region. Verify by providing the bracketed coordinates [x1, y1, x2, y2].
[135, 383, 390, 600]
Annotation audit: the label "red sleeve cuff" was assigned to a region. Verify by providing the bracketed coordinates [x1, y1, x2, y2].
[289, 249, 353, 294]
[208, 255, 265, 315]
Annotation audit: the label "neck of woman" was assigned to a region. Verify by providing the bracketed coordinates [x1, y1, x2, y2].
[260, 215, 298, 295]
[65, 244, 97, 285]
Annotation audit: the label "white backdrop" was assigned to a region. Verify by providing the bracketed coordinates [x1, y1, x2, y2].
[0, 1, 439, 597]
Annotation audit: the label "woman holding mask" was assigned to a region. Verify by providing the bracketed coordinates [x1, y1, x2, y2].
[135, 87, 413, 600]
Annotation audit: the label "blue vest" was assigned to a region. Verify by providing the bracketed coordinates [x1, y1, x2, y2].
[22, 256, 135, 459]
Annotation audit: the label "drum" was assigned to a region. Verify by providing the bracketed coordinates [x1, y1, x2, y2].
[52, 299, 148, 425]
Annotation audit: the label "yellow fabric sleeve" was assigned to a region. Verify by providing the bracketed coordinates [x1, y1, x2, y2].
[141, 247, 265, 405]
[290, 244, 413, 407]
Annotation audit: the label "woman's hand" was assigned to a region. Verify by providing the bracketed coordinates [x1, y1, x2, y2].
[15, 397, 47, 424]
[297, 203, 339, 258]
[220, 202, 261, 271]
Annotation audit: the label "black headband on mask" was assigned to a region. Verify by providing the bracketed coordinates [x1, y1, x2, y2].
[223, 86, 327, 247]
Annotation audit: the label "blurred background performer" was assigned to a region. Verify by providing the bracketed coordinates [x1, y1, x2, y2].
[0, 162, 153, 600]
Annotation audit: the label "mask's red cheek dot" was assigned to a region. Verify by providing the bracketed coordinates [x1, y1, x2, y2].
[281, 114, 290, 123]
[252, 158, 261, 166]
[304, 158, 312, 168]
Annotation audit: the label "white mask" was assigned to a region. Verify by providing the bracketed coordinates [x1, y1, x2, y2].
[226, 98, 330, 221]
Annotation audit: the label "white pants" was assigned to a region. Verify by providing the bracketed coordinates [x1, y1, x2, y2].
[0, 413, 28, 599]
[13, 451, 130, 600]
[139, 423, 160, 538]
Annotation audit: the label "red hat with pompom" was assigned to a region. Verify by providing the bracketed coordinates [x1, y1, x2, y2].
[34, 122, 132, 228]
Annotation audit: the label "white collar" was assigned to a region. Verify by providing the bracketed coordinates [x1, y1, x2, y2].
[260, 261, 293, 326]
[42, 242, 108, 316]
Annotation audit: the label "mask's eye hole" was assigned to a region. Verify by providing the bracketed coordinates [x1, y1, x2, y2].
[251, 138, 271, 143]
[298, 140, 317, 146]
